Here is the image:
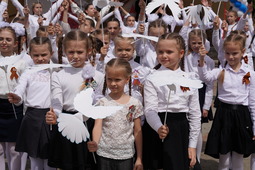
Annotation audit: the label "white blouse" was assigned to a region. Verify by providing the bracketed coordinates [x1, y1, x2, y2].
[144, 66, 201, 148]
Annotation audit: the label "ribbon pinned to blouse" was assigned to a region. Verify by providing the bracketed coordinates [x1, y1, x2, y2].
[10, 67, 19, 80]
[242, 72, 250, 85]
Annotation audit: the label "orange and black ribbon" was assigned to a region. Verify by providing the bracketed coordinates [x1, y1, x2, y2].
[242, 72, 250, 85]
[243, 56, 248, 64]
[10, 67, 19, 80]
[180, 86, 190, 92]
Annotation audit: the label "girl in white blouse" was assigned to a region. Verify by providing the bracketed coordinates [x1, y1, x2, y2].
[143, 33, 201, 170]
[198, 32, 255, 170]
[45, 30, 104, 170]
[8, 37, 55, 170]
[87, 58, 143, 170]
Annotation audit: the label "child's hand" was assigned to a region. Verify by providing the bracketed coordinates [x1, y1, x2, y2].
[55, 23, 63, 35]
[48, 23, 55, 36]
[2, 10, 9, 22]
[38, 16, 44, 26]
[157, 125, 169, 139]
[253, 136, 255, 140]
[199, 45, 207, 57]
[87, 141, 98, 152]
[100, 44, 109, 60]
[45, 108, 57, 125]
[7, 93, 21, 104]
[134, 158, 143, 170]
[188, 147, 196, 168]
[202, 109, 208, 118]
[138, 0, 146, 10]
[78, 13, 86, 24]
[213, 16, 220, 30]
[138, 24, 145, 34]
[23, 5, 30, 17]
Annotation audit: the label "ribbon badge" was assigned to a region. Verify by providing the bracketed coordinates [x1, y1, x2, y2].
[242, 72, 250, 85]
[10, 67, 19, 80]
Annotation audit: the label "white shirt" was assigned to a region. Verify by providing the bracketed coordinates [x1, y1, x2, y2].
[184, 53, 214, 110]
[0, 54, 27, 99]
[144, 66, 201, 148]
[14, 69, 51, 108]
[198, 63, 255, 133]
[52, 67, 104, 116]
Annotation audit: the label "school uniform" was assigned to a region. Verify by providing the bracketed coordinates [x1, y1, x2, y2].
[198, 63, 255, 158]
[49, 67, 104, 170]
[143, 66, 201, 170]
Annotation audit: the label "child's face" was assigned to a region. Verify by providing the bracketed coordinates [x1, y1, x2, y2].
[33, 3, 43, 15]
[85, 5, 96, 17]
[106, 67, 129, 96]
[114, 40, 134, 61]
[224, 42, 245, 69]
[64, 40, 89, 68]
[0, 30, 17, 56]
[126, 16, 135, 27]
[80, 20, 94, 33]
[149, 27, 165, 48]
[189, 36, 203, 53]
[227, 12, 237, 25]
[30, 43, 52, 64]
[96, 34, 110, 46]
[156, 39, 184, 70]
[244, 21, 249, 32]
[107, 21, 121, 40]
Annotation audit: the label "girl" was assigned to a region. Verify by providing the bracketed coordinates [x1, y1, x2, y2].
[143, 33, 201, 170]
[0, 26, 26, 170]
[184, 29, 215, 169]
[45, 30, 104, 170]
[8, 37, 54, 170]
[87, 58, 143, 170]
[198, 32, 255, 170]
[136, 19, 168, 68]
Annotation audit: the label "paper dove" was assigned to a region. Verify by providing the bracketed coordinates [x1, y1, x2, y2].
[74, 88, 123, 119]
[122, 33, 158, 42]
[151, 71, 203, 89]
[145, 0, 181, 21]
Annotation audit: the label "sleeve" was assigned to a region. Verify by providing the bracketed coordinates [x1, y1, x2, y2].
[147, 13, 159, 23]
[144, 78, 162, 132]
[0, 1, 7, 21]
[248, 16, 254, 34]
[212, 29, 220, 52]
[198, 64, 220, 84]
[114, 8, 125, 29]
[51, 12, 61, 24]
[134, 100, 144, 119]
[203, 57, 215, 110]
[10, 0, 24, 17]
[70, 1, 84, 15]
[236, 16, 247, 31]
[51, 72, 63, 116]
[44, 0, 64, 22]
[101, 11, 114, 24]
[14, 70, 29, 102]
[61, 21, 71, 34]
[179, 25, 189, 51]
[187, 89, 201, 148]
[248, 71, 255, 135]
[68, 13, 79, 23]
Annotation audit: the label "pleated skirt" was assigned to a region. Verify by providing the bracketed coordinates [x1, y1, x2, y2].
[0, 99, 23, 142]
[15, 107, 51, 159]
[205, 101, 255, 158]
[143, 112, 189, 170]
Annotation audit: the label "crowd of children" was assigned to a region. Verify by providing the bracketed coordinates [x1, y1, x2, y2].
[1, 0, 255, 169]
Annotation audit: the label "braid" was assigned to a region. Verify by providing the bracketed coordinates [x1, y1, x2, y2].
[17, 36, 22, 55]
[102, 76, 107, 96]
[58, 36, 64, 64]
[129, 78, 132, 96]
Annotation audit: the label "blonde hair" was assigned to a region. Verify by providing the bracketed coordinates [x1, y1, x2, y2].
[188, 29, 206, 53]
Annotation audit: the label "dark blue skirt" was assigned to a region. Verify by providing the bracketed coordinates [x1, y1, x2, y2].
[15, 107, 51, 159]
[205, 101, 255, 158]
[143, 112, 189, 170]
[0, 99, 23, 142]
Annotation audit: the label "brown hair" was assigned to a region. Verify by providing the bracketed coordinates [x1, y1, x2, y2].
[188, 29, 207, 53]
[102, 58, 132, 96]
[218, 31, 246, 84]
[29, 37, 52, 53]
[32, 2, 42, 15]
[148, 19, 168, 35]
[59, 30, 95, 65]
[154, 32, 186, 70]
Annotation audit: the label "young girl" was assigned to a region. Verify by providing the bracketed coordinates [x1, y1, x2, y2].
[8, 37, 54, 170]
[87, 58, 143, 170]
[45, 30, 104, 170]
[142, 33, 201, 170]
[0, 26, 27, 170]
[184, 29, 215, 168]
[136, 19, 168, 68]
[198, 32, 255, 170]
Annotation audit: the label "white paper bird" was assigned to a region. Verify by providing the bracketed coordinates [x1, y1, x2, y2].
[145, 0, 181, 21]
[58, 113, 90, 143]
[183, 5, 211, 27]
[122, 33, 158, 42]
[93, 0, 109, 8]
[74, 88, 123, 119]
[57, 88, 123, 144]
[151, 71, 203, 89]
[27, 63, 72, 73]
[109, 1, 123, 7]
